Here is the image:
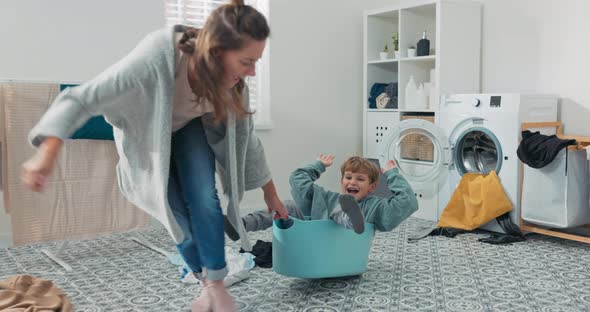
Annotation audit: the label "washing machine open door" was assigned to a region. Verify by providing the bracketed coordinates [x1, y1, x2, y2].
[379, 119, 450, 191]
[448, 117, 503, 175]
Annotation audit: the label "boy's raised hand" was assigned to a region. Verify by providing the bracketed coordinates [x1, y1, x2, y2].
[382, 159, 398, 173]
[318, 153, 335, 167]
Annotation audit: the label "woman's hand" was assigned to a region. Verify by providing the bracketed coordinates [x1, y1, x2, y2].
[21, 137, 63, 192]
[265, 195, 289, 220]
[261, 180, 289, 219]
[318, 153, 335, 167]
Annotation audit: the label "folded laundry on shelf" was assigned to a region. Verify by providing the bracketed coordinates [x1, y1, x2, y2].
[368, 82, 397, 108]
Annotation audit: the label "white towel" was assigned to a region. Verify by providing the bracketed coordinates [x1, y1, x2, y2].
[170, 247, 255, 287]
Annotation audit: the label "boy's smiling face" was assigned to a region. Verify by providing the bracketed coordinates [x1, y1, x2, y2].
[340, 171, 377, 201]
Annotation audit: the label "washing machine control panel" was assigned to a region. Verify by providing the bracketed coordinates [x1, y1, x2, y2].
[490, 95, 502, 107]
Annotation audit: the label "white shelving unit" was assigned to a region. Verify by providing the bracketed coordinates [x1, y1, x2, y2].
[363, 0, 481, 221]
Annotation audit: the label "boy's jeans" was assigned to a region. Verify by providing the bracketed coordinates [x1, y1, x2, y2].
[168, 117, 227, 281]
[243, 200, 305, 231]
[242, 200, 356, 232]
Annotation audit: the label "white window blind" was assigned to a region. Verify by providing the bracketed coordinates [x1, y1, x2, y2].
[164, 0, 272, 129]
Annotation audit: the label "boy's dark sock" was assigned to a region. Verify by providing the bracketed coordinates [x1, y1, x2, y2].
[338, 194, 365, 234]
[223, 215, 241, 242]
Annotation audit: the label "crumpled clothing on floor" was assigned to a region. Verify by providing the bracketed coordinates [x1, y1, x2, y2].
[0, 274, 73, 312]
[240, 240, 272, 268]
[167, 246, 255, 287]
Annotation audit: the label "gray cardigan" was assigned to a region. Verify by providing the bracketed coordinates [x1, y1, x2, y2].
[28, 26, 271, 251]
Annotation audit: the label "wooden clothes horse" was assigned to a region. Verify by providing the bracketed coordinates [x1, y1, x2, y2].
[1, 81, 152, 271]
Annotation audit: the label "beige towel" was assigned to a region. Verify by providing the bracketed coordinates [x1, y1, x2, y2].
[0, 83, 150, 245]
[0, 274, 73, 312]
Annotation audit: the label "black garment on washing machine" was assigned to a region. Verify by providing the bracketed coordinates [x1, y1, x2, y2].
[517, 130, 577, 169]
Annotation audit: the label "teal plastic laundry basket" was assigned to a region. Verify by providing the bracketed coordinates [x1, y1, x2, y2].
[272, 217, 375, 279]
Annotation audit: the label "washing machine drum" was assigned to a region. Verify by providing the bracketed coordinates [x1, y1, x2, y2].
[454, 128, 503, 175]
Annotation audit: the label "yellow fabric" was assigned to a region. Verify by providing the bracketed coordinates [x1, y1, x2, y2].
[437, 171, 512, 231]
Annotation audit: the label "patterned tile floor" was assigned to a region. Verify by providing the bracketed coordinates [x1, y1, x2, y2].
[1, 217, 590, 311]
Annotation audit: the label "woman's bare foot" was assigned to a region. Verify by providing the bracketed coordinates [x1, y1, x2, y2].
[191, 279, 212, 312]
[207, 279, 237, 312]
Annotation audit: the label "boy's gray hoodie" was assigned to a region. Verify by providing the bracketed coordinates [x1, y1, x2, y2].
[289, 161, 418, 231]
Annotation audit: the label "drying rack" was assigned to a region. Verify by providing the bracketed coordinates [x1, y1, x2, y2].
[41, 234, 170, 272]
[519, 122, 590, 243]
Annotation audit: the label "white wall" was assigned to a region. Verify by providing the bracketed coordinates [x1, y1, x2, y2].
[480, 0, 590, 135]
[0, 0, 164, 81]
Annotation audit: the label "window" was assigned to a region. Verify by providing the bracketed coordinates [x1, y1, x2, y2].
[164, 0, 272, 129]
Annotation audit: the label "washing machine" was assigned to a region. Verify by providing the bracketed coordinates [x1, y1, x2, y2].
[379, 94, 558, 233]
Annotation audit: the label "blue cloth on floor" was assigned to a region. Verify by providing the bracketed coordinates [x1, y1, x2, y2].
[166, 254, 192, 278]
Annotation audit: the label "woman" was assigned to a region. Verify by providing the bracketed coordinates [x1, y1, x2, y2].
[21, 1, 287, 311]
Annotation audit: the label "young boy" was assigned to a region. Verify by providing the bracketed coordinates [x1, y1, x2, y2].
[224, 154, 418, 240]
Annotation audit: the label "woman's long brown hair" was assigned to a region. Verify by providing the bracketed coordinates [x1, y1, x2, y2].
[177, 0, 270, 123]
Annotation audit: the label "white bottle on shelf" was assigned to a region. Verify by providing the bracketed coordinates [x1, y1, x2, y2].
[423, 83, 432, 109]
[429, 68, 436, 85]
[415, 83, 428, 110]
[428, 68, 438, 110]
[405, 75, 417, 110]
[429, 86, 438, 111]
